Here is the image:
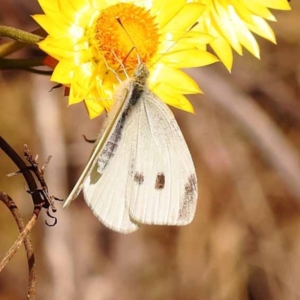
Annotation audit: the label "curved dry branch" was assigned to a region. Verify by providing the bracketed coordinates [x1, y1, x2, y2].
[0, 137, 59, 300]
[0, 136, 43, 206]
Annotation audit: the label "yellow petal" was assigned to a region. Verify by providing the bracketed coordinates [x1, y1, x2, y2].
[154, 0, 187, 29]
[68, 63, 95, 104]
[252, 0, 291, 10]
[84, 99, 105, 119]
[88, 0, 107, 9]
[32, 15, 70, 38]
[228, 6, 260, 58]
[39, 36, 93, 64]
[37, 0, 60, 15]
[38, 38, 74, 60]
[163, 3, 206, 32]
[210, 4, 242, 55]
[34, 12, 85, 39]
[69, 84, 83, 104]
[58, 0, 95, 28]
[153, 85, 195, 113]
[239, 1, 276, 21]
[149, 64, 201, 94]
[51, 59, 74, 84]
[210, 35, 233, 71]
[160, 30, 213, 45]
[161, 49, 218, 68]
[247, 16, 276, 44]
[159, 31, 214, 55]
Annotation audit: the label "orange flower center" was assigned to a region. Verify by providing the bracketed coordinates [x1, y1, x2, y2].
[94, 3, 159, 71]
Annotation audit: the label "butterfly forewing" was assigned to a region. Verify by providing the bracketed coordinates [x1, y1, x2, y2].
[63, 78, 132, 207]
[127, 90, 198, 225]
[83, 80, 141, 233]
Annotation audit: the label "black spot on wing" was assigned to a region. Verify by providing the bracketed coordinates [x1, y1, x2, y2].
[178, 174, 197, 222]
[134, 172, 144, 185]
[155, 173, 165, 190]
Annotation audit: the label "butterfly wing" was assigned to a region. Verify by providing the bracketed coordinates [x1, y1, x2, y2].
[63, 80, 132, 208]
[127, 90, 198, 225]
[83, 96, 140, 233]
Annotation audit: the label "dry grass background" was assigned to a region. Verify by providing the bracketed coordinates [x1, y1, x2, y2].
[1, 1, 300, 300]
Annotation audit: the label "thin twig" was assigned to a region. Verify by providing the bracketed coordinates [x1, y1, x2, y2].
[23, 68, 53, 76]
[0, 213, 38, 272]
[0, 137, 59, 299]
[0, 57, 53, 75]
[0, 136, 43, 206]
[0, 57, 46, 70]
[0, 192, 37, 300]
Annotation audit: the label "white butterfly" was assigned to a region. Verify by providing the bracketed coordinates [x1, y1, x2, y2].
[63, 63, 198, 233]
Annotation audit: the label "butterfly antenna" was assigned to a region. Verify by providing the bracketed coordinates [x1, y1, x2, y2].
[100, 51, 123, 84]
[111, 49, 130, 79]
[116, 17, 142, 65]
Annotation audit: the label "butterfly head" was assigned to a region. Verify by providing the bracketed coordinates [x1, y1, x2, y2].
[133, 63, 149, 87]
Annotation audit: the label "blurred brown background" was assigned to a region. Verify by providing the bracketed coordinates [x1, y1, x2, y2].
[1, 1, 300, 300]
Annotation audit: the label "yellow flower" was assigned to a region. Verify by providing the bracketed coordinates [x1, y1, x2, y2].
[33, 0, 218, 118]
[195, 0, 291, 71]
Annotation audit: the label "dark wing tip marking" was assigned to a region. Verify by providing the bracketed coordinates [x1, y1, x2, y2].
[178, 174, 197, 222]
[155, 173, 165, 190]
[134, 172, 144, 185]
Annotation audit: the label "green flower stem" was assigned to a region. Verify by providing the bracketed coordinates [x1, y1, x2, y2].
[0, 26, 43, 44]
[0, 41, 28, 58]
[0, 57, 45, 70]
[0, 28, 46, 58]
